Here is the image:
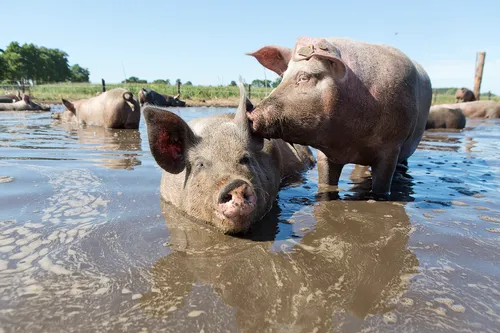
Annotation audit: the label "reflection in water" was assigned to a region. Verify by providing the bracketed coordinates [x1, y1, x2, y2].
[55, 122, 143, 170]
[139, 199, 417, 332]
[1, 109, 500, 332]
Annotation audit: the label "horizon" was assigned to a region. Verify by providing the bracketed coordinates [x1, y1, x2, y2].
[1, 0, 498, 94]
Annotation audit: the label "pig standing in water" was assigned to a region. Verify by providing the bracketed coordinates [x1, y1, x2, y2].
[247, 37, 432, 194]
[426, 106, 466, 130]
[144, 83, 314, 234]
[54, 88, 141, 129]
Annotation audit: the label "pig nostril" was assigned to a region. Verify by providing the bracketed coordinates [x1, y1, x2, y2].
[221, 193, 232, 204]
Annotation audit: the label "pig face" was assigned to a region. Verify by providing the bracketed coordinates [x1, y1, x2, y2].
[144, 84, 281, 234]
[247, 38, 348, 147]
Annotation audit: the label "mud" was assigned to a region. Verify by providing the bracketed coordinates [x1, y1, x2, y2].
[0, 108, 499, 332]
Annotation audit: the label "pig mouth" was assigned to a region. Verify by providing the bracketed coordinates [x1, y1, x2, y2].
[247, 109, 283, 139]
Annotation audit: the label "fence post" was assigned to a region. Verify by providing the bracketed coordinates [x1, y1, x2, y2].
[473, 52, 486, 101]
[177, 81, 181, 95]
[248, 84, 252, 100]
[21, 79, 25, 93]
[488, 91, 491, 100]
[433, 89, 437, 104]
[101, 79, 106, 92]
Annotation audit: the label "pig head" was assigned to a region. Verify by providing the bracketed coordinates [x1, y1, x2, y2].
[55, 88, 140, 129]
[144, 83, 314, 234]
[247, 37, 432, 194]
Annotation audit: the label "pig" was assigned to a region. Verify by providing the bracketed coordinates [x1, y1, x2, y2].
[138, 88, 186, 107]
[455, 87, 476, 103]
[246, 37, 432, 194]
[426, 106, 466, 129]
[144, 83, 314, 234]
[0, 94, 50, 111]
[0, 91, 21, 103]
[432, 101, 500, 118]
[53, 88, 141, 129]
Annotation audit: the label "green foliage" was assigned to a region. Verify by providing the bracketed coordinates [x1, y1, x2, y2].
[122, 76, 147, 84]
[251, 79, 272, 88]
[185, 81, 193, 86]
[272, 77, 282, 88]
[152, 79, 170, 85]
[70, 64, 90, 82]
[229, 80, 237, 86]
[0, 41, 85, 83]
[175, 79, 182, 85]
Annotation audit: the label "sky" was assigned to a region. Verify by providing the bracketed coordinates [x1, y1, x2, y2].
[1, 0, 499, 93]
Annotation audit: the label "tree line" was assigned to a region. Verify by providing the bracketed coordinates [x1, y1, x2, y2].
[0, 42, 90, 84]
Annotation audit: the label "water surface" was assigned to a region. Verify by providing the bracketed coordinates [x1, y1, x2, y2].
[1, 108, 499, 332]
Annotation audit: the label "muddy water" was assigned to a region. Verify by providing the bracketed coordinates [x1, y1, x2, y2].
[1, 107, 499, 332]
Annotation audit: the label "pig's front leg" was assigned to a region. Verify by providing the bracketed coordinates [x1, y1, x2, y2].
[317, 151, 344, 185]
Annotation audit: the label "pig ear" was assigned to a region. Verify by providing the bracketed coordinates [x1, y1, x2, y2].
[61, 98, 76, 113]
[23, 94, 30, 103]
[246, 46, 291, 76]
[235, 82, 264, 151]
[144, 106, 197, 174]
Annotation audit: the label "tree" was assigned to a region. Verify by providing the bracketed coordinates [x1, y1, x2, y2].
[153, 79, 170, 85]
[229, 80, 237, 86]
[251, 79, 272, 88]
[70, 64, 90, 82]
[175, 78, 182, 85]
[123, 76, 147, 84]
[0, 41, 87, 83]
[185, 81, 193, 86]
[272, 77, 282, 88]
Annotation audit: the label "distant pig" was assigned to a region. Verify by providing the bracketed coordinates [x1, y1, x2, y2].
[246, 37, 432, 194]
[0, 91, 21, 103]
[144, 83, 314, 234]
[426, 106, 466, 129]
[138, 88, 186, 107]
[455, 88, 476, 103]
[433, 101, 500, 119]
[0, 94, 50, 111]
[54, 88, 141, 129]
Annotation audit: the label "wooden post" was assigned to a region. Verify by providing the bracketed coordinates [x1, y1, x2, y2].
[433, 89, 437, 104]
[248, 84, 252, 99]
[488, 91, 491, 100]
[177, 81, 181, 95]
[473, 52, 486, 101]
[21, 79, 25, 93]
[101, 79, 106, 92]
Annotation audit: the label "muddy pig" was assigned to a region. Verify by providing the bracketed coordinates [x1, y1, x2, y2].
[54, 88, 141, 129]
[144, 83, 314, 234]
[426, 106, 466, 129]
[138, 88, 186, 107]
[246, 37, 432, 194]
[0, 94, 50, 111]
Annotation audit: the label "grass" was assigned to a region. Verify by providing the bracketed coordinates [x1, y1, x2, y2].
[25, 83, 274, 106]
[4, 82, 500, 106]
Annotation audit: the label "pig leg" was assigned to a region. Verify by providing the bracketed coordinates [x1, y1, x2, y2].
[371, 149, 400, 194]
[317, 151, 344, 185]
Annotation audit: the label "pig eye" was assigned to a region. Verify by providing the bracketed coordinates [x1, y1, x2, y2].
[239, 155, 251, 165]
[195, 160, 205, 169]
[297, 73, 310, 83]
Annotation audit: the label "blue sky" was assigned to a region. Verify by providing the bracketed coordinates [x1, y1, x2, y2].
[1, 0, 499, 93]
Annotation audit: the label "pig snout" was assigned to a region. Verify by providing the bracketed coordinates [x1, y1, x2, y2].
[217, 179, 257, 220]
